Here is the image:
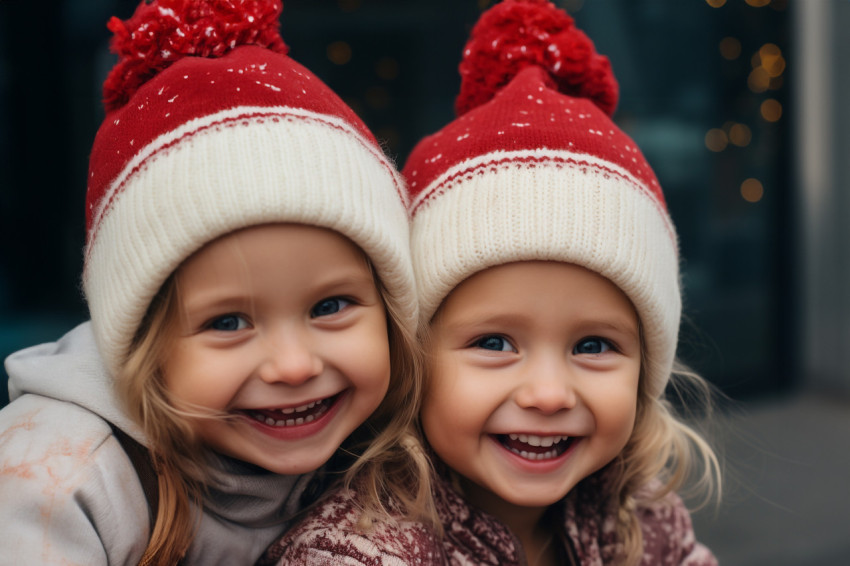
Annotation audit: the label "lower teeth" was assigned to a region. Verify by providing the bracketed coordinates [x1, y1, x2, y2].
[502, 436, 571, 461]
[509, 447, 559, 460]
[250, 400, 330, 427]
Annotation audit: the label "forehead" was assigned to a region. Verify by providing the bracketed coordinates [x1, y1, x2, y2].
[178, 224, 368, 276]
[433, 261, 637, 331]
[172, 223, 375, 311]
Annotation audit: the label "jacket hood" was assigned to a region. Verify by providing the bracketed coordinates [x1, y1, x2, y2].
[4, 321, 145, 444]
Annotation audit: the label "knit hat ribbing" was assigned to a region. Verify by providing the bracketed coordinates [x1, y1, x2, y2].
[402, 0, 679, 398]
[84, 0, 415, 376]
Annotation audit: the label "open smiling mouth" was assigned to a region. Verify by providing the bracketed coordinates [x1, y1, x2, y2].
[496, 433, 575, 461]
[242, 393, 341, 427]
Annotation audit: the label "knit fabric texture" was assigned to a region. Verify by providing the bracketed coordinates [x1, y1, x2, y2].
[257, 470, 718, 566]
[83, 1, 414, 375]
[402, 0, 680, 397]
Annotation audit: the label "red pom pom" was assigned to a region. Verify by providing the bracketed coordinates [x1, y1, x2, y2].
[103, 0, 288, 112]
[455, 0, 618, 117]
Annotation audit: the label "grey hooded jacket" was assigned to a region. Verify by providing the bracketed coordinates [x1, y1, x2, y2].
[0, 322, 312, 566]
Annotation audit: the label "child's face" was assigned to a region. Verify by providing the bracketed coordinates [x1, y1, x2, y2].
[422, 261, 641, 515]
[161, 224, 391, 475]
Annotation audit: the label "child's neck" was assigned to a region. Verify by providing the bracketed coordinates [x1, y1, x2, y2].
[460, 479, 559, 566]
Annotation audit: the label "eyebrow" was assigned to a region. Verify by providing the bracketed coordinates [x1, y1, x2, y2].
[440, 310, 639, 338]
[585, 318, 640, 340]
[174, 286, 255, 328]
[311, 270, 376, 291]
[440, 311, 530, 330]
[177, 267, 377, 314]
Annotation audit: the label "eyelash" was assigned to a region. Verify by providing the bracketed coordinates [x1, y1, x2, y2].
[206, 313, 250, 332]
[572, 336, 618, 355]
[468, 335, 620, 355]
[470, 335, 516, 352]
[201, 296, 355, 331]
[309, 296, 354, 318]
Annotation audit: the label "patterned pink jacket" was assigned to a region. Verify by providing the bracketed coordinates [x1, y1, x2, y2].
[258, 473, 717, 566]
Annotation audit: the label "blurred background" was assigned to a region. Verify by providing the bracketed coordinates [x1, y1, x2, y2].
[0, 0, 848, 563]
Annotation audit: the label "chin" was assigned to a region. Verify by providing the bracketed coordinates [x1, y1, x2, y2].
[266, 449, 335, 475]
[489, 478, 576, 508]
[504, 491, 567, 509]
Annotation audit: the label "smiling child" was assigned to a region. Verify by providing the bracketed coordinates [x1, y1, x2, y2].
[402, 1, 721, 563]
[0, 1, 429, 564]
[422, 261, 643, 523]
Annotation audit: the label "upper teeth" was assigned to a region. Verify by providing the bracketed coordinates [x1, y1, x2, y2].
[508, 433, 568, 447]
[251, 412, 316, 427]
[281, 400, 319, 415]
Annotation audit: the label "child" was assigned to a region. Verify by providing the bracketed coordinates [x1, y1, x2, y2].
[261, 1, 720, 564]
[0, 0, 429, 564]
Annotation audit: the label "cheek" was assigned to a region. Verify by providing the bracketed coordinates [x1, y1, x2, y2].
[334, 319, 392, 389]
[421, 360, 483, 451]
[421, 394, 455, 461]
[367, 349, 392, 403]
[593, 383, 639, 447]
[162, 345, 243, 408]
[161, 347, 198, 401]
[421, 371, 453, 452]
[612, 403, 637, 445]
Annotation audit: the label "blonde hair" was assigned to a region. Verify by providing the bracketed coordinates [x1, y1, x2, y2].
[116, 275, 205, 565]
[340, 271, 436, 529]
[114, 260, 434, 564]
[606, 353, 722, 565]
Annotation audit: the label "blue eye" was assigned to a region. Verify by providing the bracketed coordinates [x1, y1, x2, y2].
[209, 314, 249, 332]
[573, 337, 613, 355]
[310, 297, 352, 318]
[474, 335, 516, 352]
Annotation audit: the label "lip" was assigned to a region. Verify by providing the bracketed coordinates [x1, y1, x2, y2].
[488, 433, 581, 474]
[239, 390, 349, 441]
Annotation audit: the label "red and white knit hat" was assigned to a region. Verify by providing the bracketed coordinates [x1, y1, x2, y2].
[84, 0, 414, 376]
[402, 0, 680, 398]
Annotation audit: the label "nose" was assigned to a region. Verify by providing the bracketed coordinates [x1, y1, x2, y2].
[256, 326, 322, 386]
[513, 353, 577, 414]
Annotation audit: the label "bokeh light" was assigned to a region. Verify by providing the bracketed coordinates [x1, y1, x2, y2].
[741, 178, 764, 202]
[705, 128, 729, 152]
[706, 0, 726, 7]
[761, 99, 783, 122]
[719, 37, 742, 60]
[375, 57, 400, 80]
[729, 123, 752, 147]
[748, 67, 770, 93]
[759, 43, 786, 77]
[748, 43, 785, 93]
[327, 41, 352, 65]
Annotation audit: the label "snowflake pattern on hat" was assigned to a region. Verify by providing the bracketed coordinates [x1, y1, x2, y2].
[403, 0, 681, 399]
[84, 0, 414, 376]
